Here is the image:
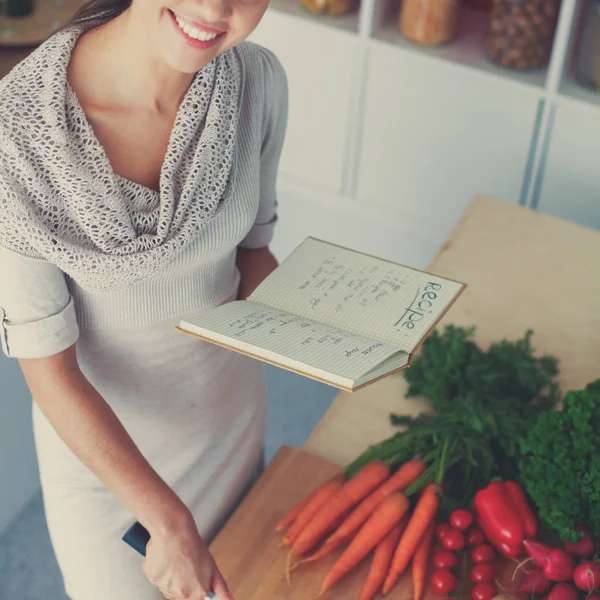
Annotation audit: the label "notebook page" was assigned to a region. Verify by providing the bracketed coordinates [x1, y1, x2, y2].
[180, 301, 402, 381]
[249, 238, 464, 352]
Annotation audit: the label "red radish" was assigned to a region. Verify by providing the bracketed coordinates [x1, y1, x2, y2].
[523, 540, 552, 568]
[470, 564, 495, 583]
[450, 509, 473, 531]
[548, 582, 579, 600]
[466, 527, 485, 547]
[573, 561, 600, 592]
[436, 522, 452, 541]
[523, 540, 576, 582]
[544, 549, 576, 582]
[433, 551, 459, 570]
[471, 582, 496, 600]
[587, 595, 600, 600]
[431, 569, 456, 595]
[564, 528, 595, 558]
[472, 544, 495, 564]
[516, 568, 552, 594]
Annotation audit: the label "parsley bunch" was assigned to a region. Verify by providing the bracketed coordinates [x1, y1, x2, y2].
[345, 326, 562, 514]
[518, 379, 600, 544]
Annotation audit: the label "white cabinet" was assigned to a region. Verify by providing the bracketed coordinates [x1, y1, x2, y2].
[250, 10, 359, 193]
[536, 103, 600, 230]
[356, 42, 541, 237]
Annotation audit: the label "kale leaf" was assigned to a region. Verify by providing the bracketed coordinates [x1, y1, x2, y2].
[518, 379, 600, 544]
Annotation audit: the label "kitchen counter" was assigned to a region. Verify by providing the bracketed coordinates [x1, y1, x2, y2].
[304, 195, 600, 467]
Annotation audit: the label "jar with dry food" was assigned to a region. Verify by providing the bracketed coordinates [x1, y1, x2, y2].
[301, 0, 356, 16]
[399, 0, 460, 46]
[484, 0, 561, 69]
[574, 0, 600, 91]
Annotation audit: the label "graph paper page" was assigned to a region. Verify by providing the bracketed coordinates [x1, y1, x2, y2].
[249, 238, 464, 352]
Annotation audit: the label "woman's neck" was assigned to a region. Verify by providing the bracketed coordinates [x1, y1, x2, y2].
[72, 9, 195, 115]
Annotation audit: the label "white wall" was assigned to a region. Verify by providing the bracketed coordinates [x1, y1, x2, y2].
[0, 357, 40, 537]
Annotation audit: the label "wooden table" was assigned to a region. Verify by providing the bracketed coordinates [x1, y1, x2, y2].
[304, 195, 600, 467]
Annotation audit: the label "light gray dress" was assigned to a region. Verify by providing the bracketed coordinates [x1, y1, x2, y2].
[0, 28, 288, 600]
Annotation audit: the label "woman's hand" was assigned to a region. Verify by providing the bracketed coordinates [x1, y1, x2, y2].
[143, 513, 232, 600]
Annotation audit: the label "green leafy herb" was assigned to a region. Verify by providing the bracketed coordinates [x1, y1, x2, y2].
[345, 325, 561, 515]
[518, 379, 600, 544]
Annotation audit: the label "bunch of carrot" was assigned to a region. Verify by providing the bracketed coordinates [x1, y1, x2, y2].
[275, 458, 441, 599]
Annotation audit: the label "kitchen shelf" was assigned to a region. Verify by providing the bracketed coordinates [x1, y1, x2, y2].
[268, 0, 361, 33]
[372, 5, 548, 92]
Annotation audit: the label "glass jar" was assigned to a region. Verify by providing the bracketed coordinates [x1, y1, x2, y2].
[484, 0, 561, 69]
[575, 0, 600, 91]
[399, 0, 460, 46]
[300, 0, 356, 16]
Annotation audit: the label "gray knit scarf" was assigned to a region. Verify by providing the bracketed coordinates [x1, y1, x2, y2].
[0, 23, 242, 292]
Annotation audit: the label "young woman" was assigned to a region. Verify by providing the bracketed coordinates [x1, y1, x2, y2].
[0, 0, 287, 598]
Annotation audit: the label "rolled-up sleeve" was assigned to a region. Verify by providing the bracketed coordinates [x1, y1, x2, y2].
[0, 246, 79, 359]
[239, 47, 289, 250]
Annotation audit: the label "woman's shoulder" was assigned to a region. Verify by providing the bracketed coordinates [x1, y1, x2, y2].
[0, 27, 76, 131]
[235, 41, 288, 98]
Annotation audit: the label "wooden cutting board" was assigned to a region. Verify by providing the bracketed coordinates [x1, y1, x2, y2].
[210, 445, 428, 600]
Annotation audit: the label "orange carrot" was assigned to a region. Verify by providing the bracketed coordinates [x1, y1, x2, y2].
[293, 533, 354, 568]
[412, 519, 436, 600]
[321, 460, 426, 551]
[290, 513, 355, 570]
[320, 492, 411, 594]
[291, 460, 391, 557]
[382, 483, 440, 595]
[298, 460, 424, 564]
[359, 518, 408, 600]
[276, 477, 339, 532]
[282, 474, 345, 545]
[276, 495, 313, 532]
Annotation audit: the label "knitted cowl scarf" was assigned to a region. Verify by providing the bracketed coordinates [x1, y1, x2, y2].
[0, 22, 243, 292]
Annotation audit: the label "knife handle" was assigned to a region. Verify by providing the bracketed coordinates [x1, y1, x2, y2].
[122, 521, 220, 600]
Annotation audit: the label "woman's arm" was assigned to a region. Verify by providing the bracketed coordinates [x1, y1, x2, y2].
[20, 345, 187, 536]
[235, 246, 278, 299]
[19, 346, 232, 599]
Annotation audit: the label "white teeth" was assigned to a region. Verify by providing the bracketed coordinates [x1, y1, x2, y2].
[174, 15, 220, 41]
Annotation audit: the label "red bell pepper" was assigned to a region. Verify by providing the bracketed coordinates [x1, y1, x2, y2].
[504, 480, 538, 539]
[473, 480, 538, 558]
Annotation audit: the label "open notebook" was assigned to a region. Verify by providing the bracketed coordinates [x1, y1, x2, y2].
[177, 238, 466, 392]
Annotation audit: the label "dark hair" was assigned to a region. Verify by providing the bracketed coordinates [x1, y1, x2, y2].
[69, 0, 132, 24]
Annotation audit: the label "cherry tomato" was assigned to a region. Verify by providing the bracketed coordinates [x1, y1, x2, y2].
[450, 509, 473, 531]
[472, 582, 497, 600]
[433, 551, 459, 570]
[471, 544, 495, 564]
[466, 527, 486, 547]
[436, 522, 452, 541]
[431, 569, 457, 595]
[470, 563, 495, 583]
[441, 528, 465, 551]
